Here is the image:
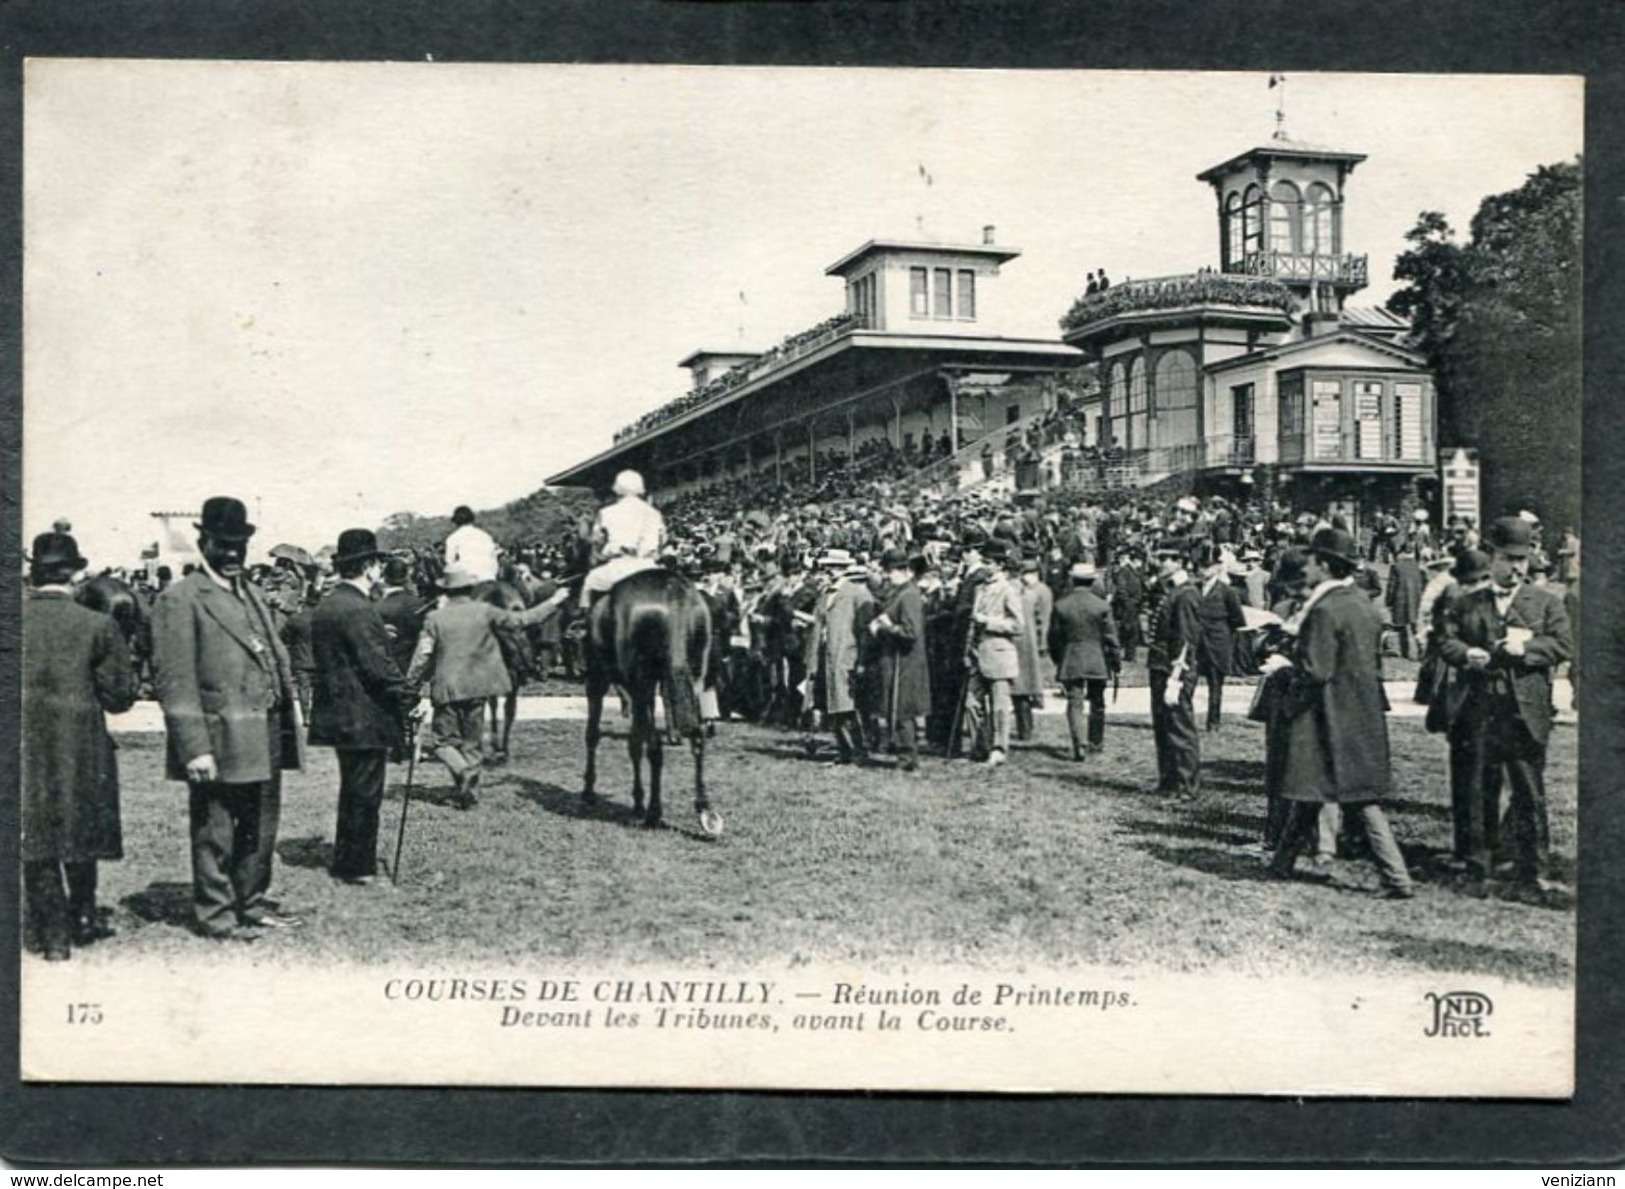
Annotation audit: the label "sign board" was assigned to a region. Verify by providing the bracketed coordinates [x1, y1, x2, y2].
[1440, 446, 1480, 526]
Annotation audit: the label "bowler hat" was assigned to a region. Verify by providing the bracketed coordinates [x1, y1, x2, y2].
[880, 546, 911, 570]
[980, 539, 1007, 562]
[1486, 516, 1533, 557]
[29, 531, 85, 573]
[1308, 527, 1360, 568]
[333, 528, 384, 566]
[1452, 549, 1491, 583]
[195, 496, 256, 542]
[1019, 555, 1041, 574]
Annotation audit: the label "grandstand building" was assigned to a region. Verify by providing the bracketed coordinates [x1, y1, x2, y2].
[546, 229, 1086, 499]
[1059, 134, 1439, 532]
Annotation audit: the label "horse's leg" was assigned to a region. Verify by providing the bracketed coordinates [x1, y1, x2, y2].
[502, 689, 518, 759]
[691, 730, 708, 816]
[645, 699, 664, 828]
[583, 674, 605, 802]
[628, 696, 647, 820]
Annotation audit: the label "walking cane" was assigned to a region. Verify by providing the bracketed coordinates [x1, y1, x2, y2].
[946, 669, 971, 759]
[391, 714, 420, 885]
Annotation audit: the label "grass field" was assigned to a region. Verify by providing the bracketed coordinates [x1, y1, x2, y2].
[58, 699, 1577, 987]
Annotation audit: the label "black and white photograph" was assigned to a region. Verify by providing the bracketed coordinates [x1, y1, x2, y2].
[17, 59, 1584, 1096]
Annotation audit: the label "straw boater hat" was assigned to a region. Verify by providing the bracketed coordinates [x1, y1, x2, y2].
[817, 547, 854, 570]
[1070, 560, 1098, 582]
[440, 567, 482, 592]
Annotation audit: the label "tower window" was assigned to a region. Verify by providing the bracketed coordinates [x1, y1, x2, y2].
[957, 269, 976, 320]
[1225, 192, 1244, 269]
[910, 267, 929, 317]
[933, 268, 953, 318]
[1306, 183, 1337, 254]
[1241, 184, 1264, 260]
[1270, 180, 1302, 254]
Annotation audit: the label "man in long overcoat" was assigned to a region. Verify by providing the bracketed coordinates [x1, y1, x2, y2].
[1264, 528, 1414, 898]
[869, 547, 931, 771]
[1011, 555, 1054, 742]
[22, 531, 139, 960]
[1437, 517, 1572, 892]
[1048, 561, 1120, 761]
[804, 549, 876, 764]
[1385, 549, 1425, 661]
[152, 496, 306, 941]
[308, 529, 416, 884]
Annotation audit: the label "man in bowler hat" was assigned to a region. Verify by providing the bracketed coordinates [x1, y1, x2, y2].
[307, 529, 417, 884]
[1048, 560, 1121, 761]
[152, 496, 305, 940]
[1437, 516, 1572, 893]
[22, 530, 140, 959]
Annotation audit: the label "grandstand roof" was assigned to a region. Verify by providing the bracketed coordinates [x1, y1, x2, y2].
[677, 347, 762, 369]
[547, 331, 1082, 489]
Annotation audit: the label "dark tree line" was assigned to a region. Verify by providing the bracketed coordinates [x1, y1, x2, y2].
[1388, 159, 1582, 532]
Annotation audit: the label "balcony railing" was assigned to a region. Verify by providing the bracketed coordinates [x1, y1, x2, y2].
[1235, 250, 1368, 288]
[1059, 271, 1296, 335]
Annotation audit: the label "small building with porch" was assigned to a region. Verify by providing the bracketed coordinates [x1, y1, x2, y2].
[1057, 134, 1439, 534]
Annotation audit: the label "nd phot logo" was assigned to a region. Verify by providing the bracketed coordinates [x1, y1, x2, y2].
[1424, 990, 1493, 1038]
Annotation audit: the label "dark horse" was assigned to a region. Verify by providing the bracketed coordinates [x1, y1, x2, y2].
[77, 574, 153, 690]
[481, 575, 542, 763]
[583, 567, 721, 837]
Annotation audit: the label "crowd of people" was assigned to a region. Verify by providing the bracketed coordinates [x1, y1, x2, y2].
[21, 452, 1579, 959]
[1059, 269, 1298, 334]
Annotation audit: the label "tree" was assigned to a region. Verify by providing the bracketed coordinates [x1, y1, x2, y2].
[1387, 160, 1582, 532]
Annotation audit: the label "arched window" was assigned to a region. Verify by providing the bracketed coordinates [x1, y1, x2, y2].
[1225, 191, 1243, 269]
[1305, 183, 1337, 254]
[1127, 357, 1148, 452]
[1153, 350, 1199, 450]
[1241, 184, 1264, 261]
[1269, 180, 1302, 254]
[1107, 362, 1127, 450]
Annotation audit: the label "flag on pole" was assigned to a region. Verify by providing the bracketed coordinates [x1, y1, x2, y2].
[918, 162, 934, 186]
[1268, 72, 1285, 88]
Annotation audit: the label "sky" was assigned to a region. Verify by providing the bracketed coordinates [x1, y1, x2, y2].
[23, 62, 1582, 565]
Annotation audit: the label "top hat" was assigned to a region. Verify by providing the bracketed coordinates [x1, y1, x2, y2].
[1486, 516, 1533, 557]
[195, 496, 256, 542]
[879, 546, 911, 570]
[29, 531, 86, 574]
[1019, 555, 1041, 574]
[1308, 527, 1361, 568]
[980, 539, 1007, 562]
[333, 528, 384, 566]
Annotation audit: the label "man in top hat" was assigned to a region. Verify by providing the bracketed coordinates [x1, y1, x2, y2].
[444, 505, 500, 588]
[22, 530, 139, 960]
[1048, 560, 1120, 761]
[869, 547, 930, 771]
[152, 496, 305, 940]
[1386, 545, 1427, 661]
[1264, 527, 1415, 898]
[581, 469, 666, 610]
[963, 539, 1026, 766]
[1145, 543, 1204, 797]
[1437, 517, 1572, 893]
[376, 554, 428, 677]
[307, 529, 417, 884]
[405, 566, 571, 807]
[1011, 553, 1054, 742]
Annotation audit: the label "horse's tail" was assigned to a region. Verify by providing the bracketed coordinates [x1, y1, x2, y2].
[658, 582, 708, 739]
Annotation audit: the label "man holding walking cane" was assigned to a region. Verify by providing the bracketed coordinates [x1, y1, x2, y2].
[307, 529, 418, 886]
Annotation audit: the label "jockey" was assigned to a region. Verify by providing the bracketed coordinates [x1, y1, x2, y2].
[580, 469, 666, 609]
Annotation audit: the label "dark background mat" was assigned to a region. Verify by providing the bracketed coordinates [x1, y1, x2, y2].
[1, 0, 1621, 1167]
